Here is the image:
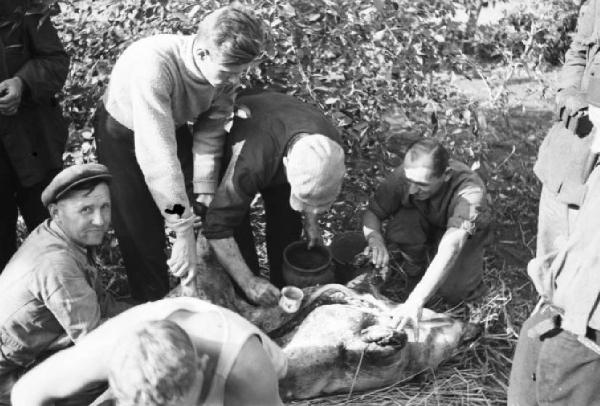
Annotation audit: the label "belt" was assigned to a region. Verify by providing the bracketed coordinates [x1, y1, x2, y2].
[528, 300, 600, 355]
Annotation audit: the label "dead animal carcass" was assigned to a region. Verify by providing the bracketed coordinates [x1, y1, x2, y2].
[170, 238, 477, 400]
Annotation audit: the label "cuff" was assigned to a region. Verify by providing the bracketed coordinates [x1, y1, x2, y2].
[193, 180, 217, 194]
[166, 214, 195, 236]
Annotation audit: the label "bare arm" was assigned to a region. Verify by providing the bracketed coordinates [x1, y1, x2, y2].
[209, 237, 280, 306]
[409, 227, 469, 304]
[11, 343, 108, 406]
[225, 336, 284, 406]
[392, 227, 469, 331]
[11, 298, 208, 405]
[362, 209, 389, 270]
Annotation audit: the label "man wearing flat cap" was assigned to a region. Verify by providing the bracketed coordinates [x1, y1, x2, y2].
[202, 91, 345, 306]
[0, 163, 130, 405]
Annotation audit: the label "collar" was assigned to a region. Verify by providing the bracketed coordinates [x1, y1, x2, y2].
[47, 219, 94, 263]
[180, 36, 210, 85]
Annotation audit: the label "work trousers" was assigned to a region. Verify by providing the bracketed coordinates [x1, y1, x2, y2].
[0, 142, 53, 272]
[94, 102, 193, 301]
[508, 307, 600, 406]
[385, 207, 487, 304]
[234, 183, 302, 288]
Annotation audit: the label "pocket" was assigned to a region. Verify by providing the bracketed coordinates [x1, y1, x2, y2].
[534, 123, 589, 196]
[0, 329, 34, 369]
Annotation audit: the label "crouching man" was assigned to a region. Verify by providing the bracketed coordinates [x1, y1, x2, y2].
[11, 297, 287, 406]
[362, 139, 490, 330]
[0, 163, 131, 404]
[203, 91, 345, 305]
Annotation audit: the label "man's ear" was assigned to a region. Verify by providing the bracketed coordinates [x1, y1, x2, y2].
[282, 155, 289, 168]
[48, 203, 59, 220]
[443, 167, 452, 181]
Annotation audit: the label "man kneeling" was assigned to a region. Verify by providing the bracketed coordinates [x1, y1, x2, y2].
[363, 139, 490, 330]
[0, 164, 130, 404]
[11, 297, 287, 406]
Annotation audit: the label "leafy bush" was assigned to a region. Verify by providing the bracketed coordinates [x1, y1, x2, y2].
[464, 0, 579, 66]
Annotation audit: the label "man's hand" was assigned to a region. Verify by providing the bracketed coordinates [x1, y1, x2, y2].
[556, 88, 588, 119]
[242, 276, 280, 306]
[390, 296, 425, 340]
[167, 228, 197, 285]
[303, 211, 323, 248]
[0, 77, 23, 116]
[193, 193, 214, 217]
[364, 232, 390, 278]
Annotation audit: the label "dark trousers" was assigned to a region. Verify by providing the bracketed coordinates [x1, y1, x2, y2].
[508, 307, 600, 406]
[386, 207, 487, 304]
[94, 103, 193, 301]
[234, 183, 302, 288]
[0, 142, 52, 272]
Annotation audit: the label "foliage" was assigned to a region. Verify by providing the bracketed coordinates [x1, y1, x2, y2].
[466, 0, 579, 66]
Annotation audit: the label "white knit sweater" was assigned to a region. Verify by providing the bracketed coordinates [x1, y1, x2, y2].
[103, 34, 234, 229]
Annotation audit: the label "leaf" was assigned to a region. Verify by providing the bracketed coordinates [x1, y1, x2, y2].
[187, 5, 201, 18]
[374, 0, 386, 13]
[280, 3, 296, 17]
[332, 112, 353, 127]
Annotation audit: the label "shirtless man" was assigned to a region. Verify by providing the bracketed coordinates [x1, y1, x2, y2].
[11, 297, 287, 406]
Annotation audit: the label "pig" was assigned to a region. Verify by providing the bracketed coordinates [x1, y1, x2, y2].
[169, 237, 478, 400]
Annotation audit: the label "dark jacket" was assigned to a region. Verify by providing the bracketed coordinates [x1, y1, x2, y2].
[203, 92, 341, 239]
[0, 8, 69, 187]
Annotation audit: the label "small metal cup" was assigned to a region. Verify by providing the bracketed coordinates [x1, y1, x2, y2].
[279, 286, 304, 313]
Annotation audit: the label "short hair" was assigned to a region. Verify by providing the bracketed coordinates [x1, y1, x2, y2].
[404, 138, 449, 177]
[57, 178, 109, 202]
[108, 320, 201, 406]
[196, 4, 265, 65]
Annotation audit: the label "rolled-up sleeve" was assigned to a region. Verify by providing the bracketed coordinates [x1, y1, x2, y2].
[34, 258, 101, 344]
[203, 140, 256, 239]
[447, 178, 489, 236]
[368, 169, 406, 220]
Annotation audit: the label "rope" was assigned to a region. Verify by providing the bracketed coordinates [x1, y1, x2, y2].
[345, 347, 367, 403]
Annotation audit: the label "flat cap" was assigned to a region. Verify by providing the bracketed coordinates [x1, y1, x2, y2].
[41, 163, 112, 207]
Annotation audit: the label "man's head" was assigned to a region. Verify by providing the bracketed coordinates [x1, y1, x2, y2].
[109, 319, 207, 406]
[403, 138, 450, 200]
[193, 4, 265, 86]
[284, 133, 345, 215]
[42, 163, 112, 247]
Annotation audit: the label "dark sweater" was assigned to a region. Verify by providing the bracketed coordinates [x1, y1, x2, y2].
[203, 92, 341, 239]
